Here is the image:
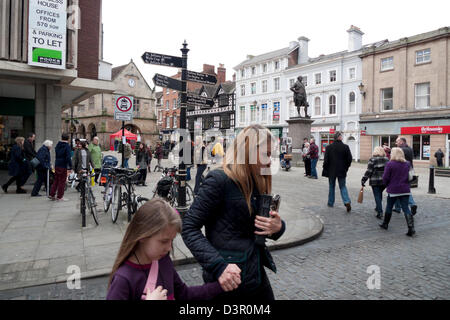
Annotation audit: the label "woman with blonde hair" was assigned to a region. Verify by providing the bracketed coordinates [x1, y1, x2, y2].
[2, 137, 30, 194]
[380, 148, 415, 237]
[361, 146, 389, 219]
[182, 124, 286, 300]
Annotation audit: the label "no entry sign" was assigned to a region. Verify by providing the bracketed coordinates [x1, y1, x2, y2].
[114, 96, 134, 121]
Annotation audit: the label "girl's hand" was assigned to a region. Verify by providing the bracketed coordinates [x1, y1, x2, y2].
[255, 211, 282, 236]
[146, 286, 168, 300]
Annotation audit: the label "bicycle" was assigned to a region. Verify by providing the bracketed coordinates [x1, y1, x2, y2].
[152, 167, 195, 208]
[78, 170, 99, 227]
[111, 168, 149, 223]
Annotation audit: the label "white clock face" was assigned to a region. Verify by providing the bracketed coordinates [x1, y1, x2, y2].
[128, 79, 136, 88]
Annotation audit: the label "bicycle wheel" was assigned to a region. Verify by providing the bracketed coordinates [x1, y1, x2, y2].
[88, 188, 99, 226]
[103, 182, 113, 212]
[111, 185, 121, 223]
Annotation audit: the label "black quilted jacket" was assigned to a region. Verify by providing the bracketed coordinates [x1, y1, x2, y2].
[182, 169, 286, 293]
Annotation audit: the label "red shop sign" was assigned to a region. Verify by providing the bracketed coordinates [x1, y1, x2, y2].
[329, 129, 336, 134]
[401, 126, 450, 135]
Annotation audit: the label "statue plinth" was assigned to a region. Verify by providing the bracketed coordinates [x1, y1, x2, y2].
[286, 117, 315, 167]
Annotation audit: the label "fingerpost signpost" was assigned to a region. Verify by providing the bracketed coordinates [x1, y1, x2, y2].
[142, 41, 217, 216]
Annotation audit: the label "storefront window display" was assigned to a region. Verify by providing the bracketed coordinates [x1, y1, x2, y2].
[412, 135, 430, 160]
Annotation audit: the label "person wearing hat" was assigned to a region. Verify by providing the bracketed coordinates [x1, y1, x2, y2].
[322, 131, 353, 212]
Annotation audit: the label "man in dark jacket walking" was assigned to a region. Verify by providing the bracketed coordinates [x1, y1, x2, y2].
[323, 132, 353, 212]
[49, 133, 72, 201]
[393, 137, 417, 215]
[435, 149, 444, 167]
[307, 138, 319, 179]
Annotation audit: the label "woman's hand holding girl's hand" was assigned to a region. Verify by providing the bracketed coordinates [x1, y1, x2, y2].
[219, 264, 241, 292]
[255, 211, 282, 236]
[146, 286, 168, 300]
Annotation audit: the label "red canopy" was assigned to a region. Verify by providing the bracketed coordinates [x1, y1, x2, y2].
[109, 129, 138, 151]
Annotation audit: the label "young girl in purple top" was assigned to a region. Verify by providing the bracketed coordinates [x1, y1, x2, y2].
[380, 148, 416, 237]
[107, 198, 225, 300]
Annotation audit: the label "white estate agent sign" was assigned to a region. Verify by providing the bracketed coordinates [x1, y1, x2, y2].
[114, 96, 134, 121]
[28, 0, 67, 69]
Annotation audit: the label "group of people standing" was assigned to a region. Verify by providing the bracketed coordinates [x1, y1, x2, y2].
[301, 137, 319, 179]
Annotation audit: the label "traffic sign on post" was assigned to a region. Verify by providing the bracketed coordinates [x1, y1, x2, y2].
[153, 73, 183, 91]
[142, 52, 183, 68]
[114, 96, 134, 121]
[186, 70, 217, 85]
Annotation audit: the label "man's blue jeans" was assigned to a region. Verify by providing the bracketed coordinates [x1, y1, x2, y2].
[123, 158, 129, 168]
[394, 194, 415, 211]
[372, 186, 385, 214]
[311, 158, 318, 178]
[328, 177, 351, 207]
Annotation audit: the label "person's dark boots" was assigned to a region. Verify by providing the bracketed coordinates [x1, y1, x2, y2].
[379, 212, 392, 230]
[345, 203, 352, 213]
[16, 188, 27, 194]
[376, 212, 383, 220]
[2, 184, 7, 193]
[405, 214, 416, 237]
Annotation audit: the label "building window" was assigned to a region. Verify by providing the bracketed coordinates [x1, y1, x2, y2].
[274, 78, 280, 91]
[165, 117, 169, 128]
[263, 63, 267, 73]
[273, 102, 280, 123]
[303, 76, 308, 87]
[413, 135, 431, 160]
[314, 97, 321, 116]
[241, 69, 245, 78]
[329, 70, 337, 82]
[252, 66, 256, 76]
[349, 67, 356, 80]
[261, 104, 268, 123]
[172, 98, 177, 109]
[173, 115, 177, 129]
[329, 95, 336, 115]
[219, 94, 229, 107]
[416, 49, 431, 64]
[251, 82, 256, 95]
[240, 106, 246, 124]
[250, 105, 256, 122]
[415, 83, 430, 109]
[380, 136, 398, 149]
[381, 57, 394, 71]
[158, 111, 162, 121]
[262, 80, 268, 93]
[274, 61, 280, 70]
[381, 88, 393, 111]
[349, 92, 356, 113]
[165, 101, 169, 110]
[315, 73, 322, 85]
[89, 97, 95, 110]
[221, 114, 230, 129]
[134, 99, 140, 112]
[240, 84, 246, 97]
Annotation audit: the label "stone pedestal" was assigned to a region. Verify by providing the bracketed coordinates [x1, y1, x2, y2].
[286, 117, 314, 167]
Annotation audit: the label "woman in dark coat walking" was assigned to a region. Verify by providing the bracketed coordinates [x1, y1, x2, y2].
[182, 125, 286, 300]
[31, 140, 53, 197]
[136, 143, 149, 186]
[361, 147, 389, 219]
[2, 137, 30, 194]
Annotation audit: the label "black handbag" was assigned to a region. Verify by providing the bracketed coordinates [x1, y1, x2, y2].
[30, 157, 40, 169]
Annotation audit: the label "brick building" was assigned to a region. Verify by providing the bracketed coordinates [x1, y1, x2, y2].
[359, 27, 450, 167]
[0, 0, 114, 168]
[62, 60, 158, 150]
[157, 64, 227, 142]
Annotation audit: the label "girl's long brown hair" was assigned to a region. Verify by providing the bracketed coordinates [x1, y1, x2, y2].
[108, 198, 181, 289]
[223, 124, 274, 214]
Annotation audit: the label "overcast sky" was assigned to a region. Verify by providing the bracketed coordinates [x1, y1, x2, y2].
[102, 0, 449, 90]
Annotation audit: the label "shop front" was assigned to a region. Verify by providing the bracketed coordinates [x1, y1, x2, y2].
[311, 126, 336, 159]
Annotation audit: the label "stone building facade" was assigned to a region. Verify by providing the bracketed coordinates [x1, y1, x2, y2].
[62, 61, 158, 150]
[359, 27, 450, 167]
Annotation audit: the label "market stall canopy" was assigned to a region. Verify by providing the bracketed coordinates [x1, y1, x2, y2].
[109, 129, 138, 151]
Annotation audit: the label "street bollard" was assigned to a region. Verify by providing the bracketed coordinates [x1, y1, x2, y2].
[428, 166, 436, 194]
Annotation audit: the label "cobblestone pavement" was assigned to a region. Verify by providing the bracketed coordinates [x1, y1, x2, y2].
[1, 187, 448, 300]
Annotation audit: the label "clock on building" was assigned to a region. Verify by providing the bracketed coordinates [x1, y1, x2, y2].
[128, 79, 136, 88]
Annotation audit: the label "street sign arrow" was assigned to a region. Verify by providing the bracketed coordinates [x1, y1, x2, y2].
[142, 52, 183, 68]
[153, 73, 182, 91]
[186, 70, 217, 85]
[186, 93, 214, 107]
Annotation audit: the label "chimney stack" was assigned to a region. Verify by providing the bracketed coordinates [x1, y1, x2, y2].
[217, 63, 226, 84]
[347, 25, 364, 51]
[232, 73, 236, 82]
[203, 64, 215, 75]
[298, 37, 309, 64]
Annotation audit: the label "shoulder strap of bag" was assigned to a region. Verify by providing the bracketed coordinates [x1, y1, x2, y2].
[141, 260, 159, 300]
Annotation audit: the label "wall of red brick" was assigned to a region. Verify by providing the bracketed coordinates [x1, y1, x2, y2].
[77, 0, 101, 79]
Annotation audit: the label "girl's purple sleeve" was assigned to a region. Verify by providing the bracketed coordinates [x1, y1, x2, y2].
[106, 274, 131, 300]
[173, 269, 223, 301]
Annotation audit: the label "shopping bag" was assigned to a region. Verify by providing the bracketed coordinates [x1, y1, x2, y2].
[357, 187, 364, 204]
